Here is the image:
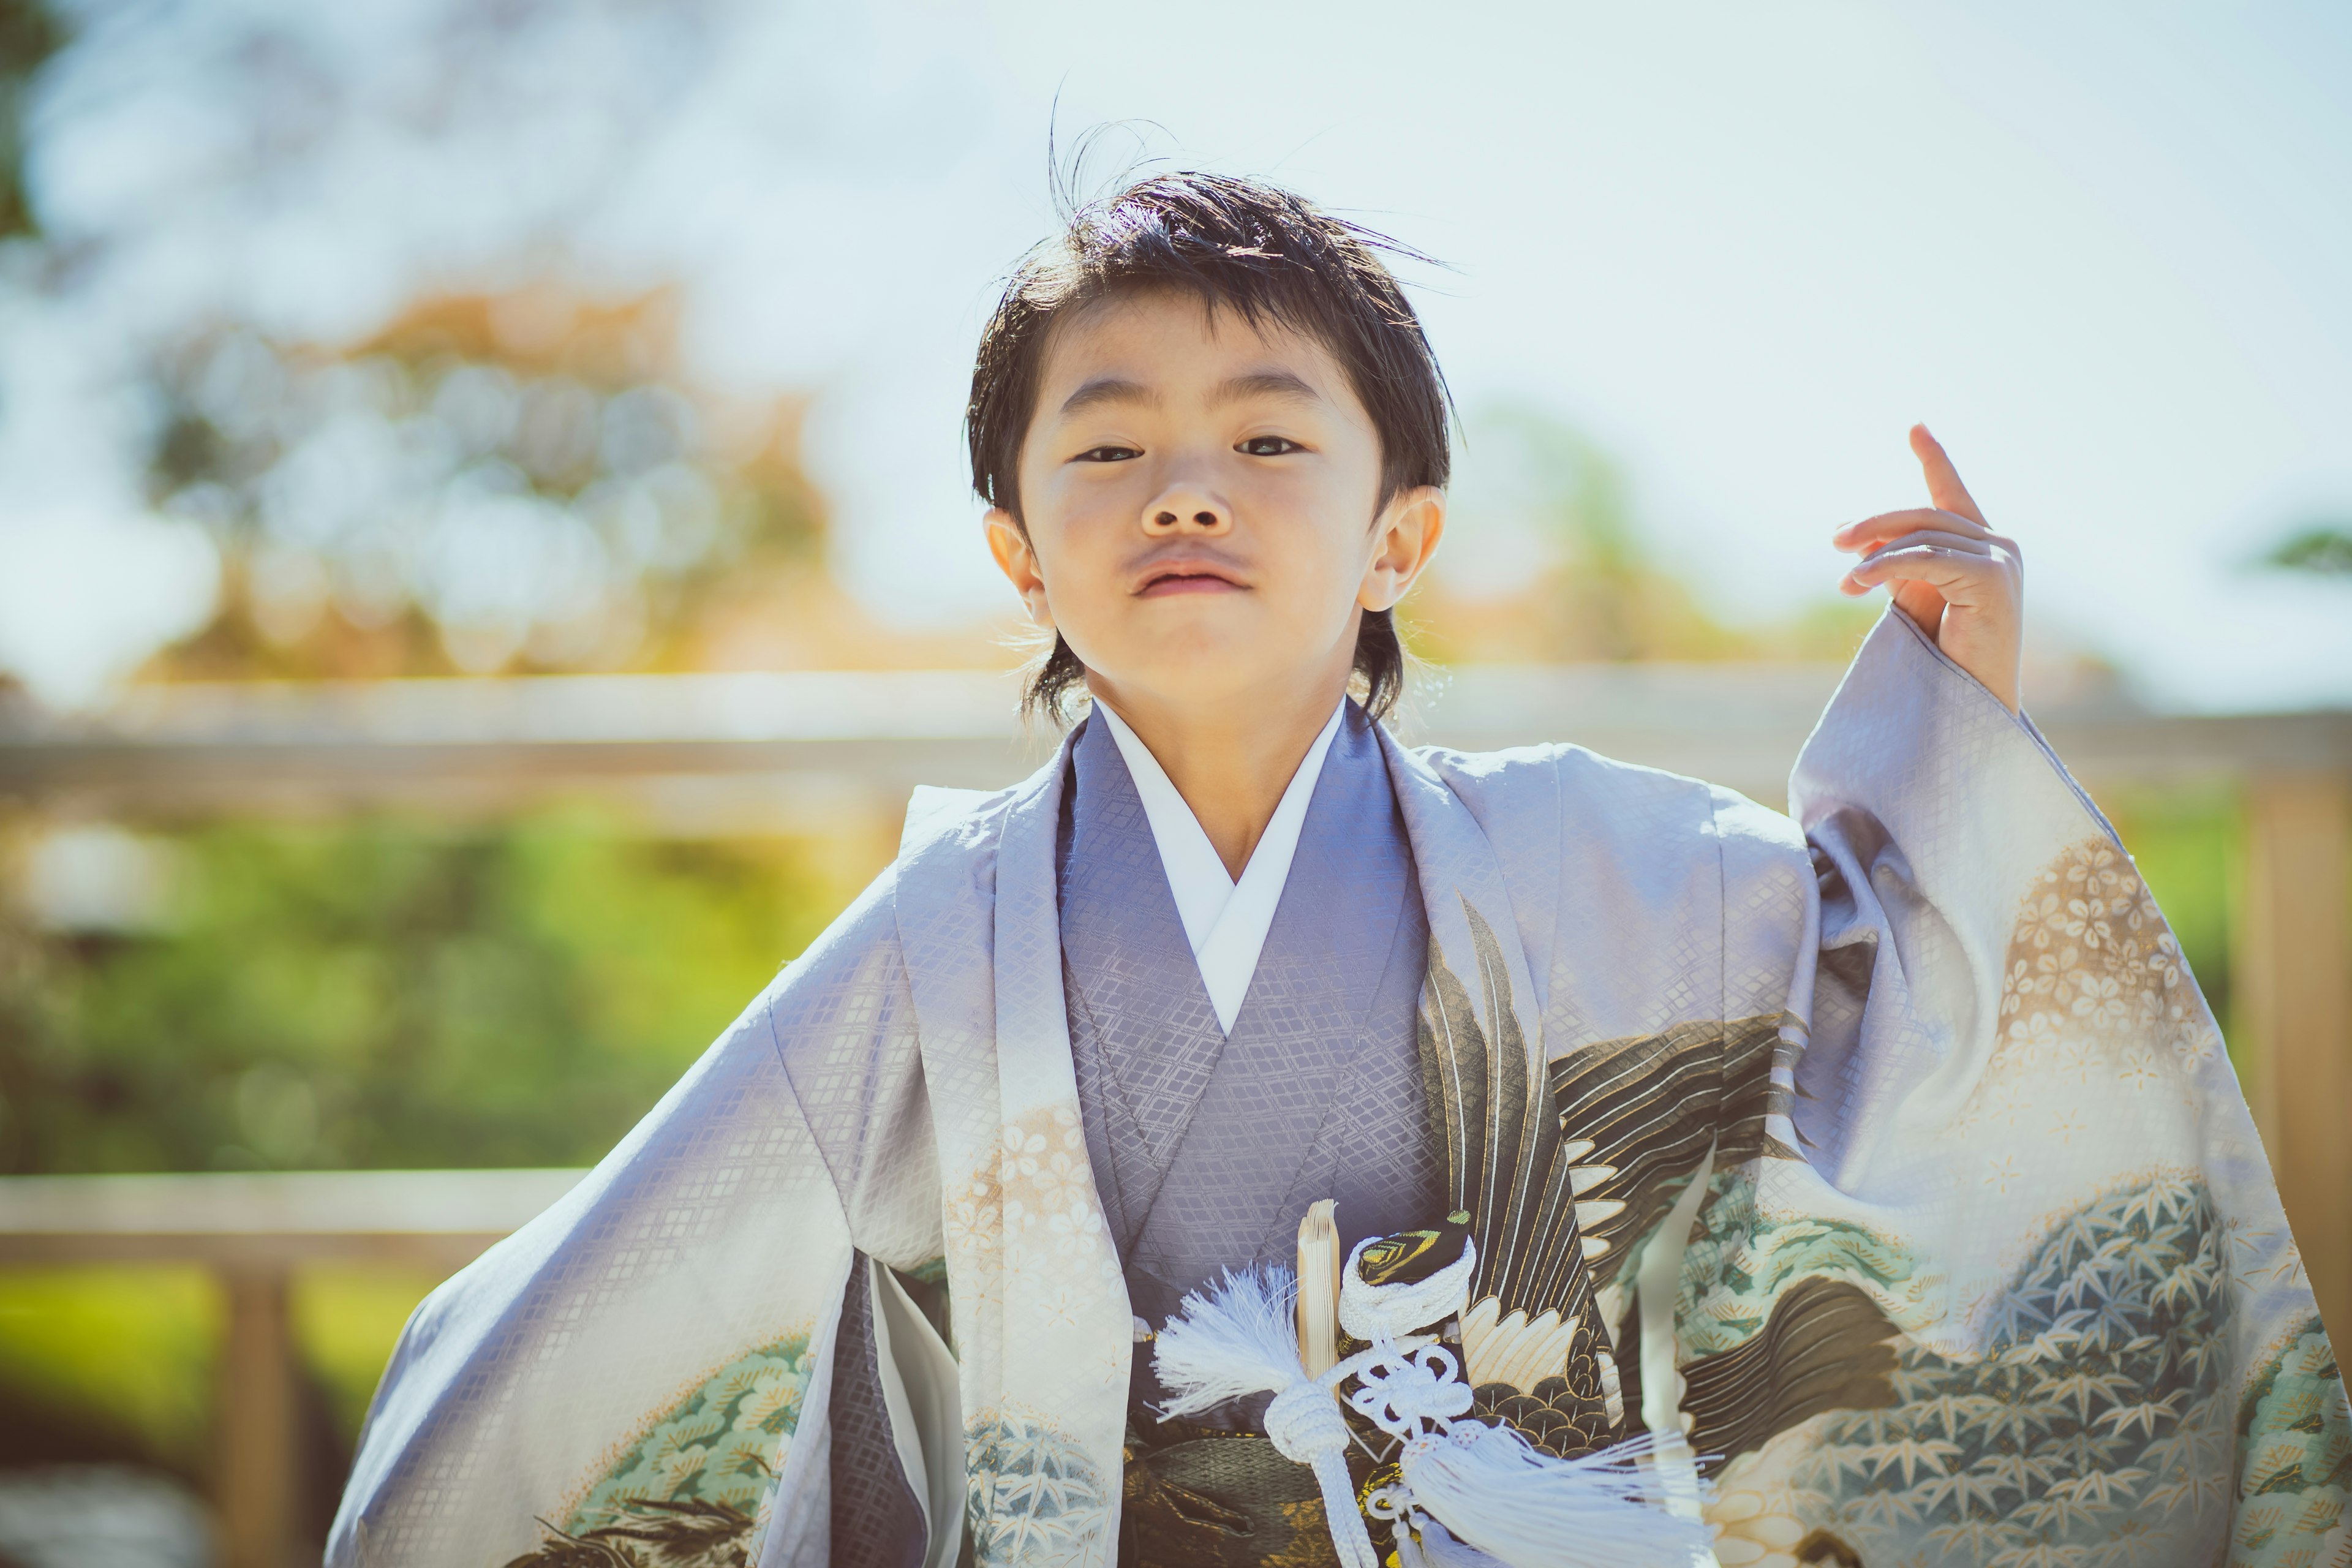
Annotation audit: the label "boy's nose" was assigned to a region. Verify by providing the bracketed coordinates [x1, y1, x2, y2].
[1141, 483, 1230, 535]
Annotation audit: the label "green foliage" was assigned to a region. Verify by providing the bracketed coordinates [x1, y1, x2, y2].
[0, 808, 860, 1468]
[0, 1267, 221, 1474]
[2260, 524, 2352, 577]
[0, 809, 858, 1174]
[0, 0, 65, 239]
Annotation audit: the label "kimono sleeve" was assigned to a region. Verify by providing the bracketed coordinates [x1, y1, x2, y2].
[1677, 609, 2350, 1568]
[329, 866, 940, 1568]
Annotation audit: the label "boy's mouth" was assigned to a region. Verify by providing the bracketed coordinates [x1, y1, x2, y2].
[1135, 562, 1246, 597]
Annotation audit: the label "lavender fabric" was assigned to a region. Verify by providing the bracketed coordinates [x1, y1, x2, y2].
[328, 611, 2348, 1568]
[1058, 704, 1439, 1349]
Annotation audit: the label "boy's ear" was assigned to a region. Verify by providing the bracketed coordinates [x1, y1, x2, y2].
[1358, 486, 1446, 612]
[986, 508, 1054, 625]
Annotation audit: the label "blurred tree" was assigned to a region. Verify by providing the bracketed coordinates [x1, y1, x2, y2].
[1409, 405, 1875, 665]
[2263, 522, 2352, 577]
[0, 811, 856, 1174]
[0, 0, 62, 239]
[141, 285, 837, 680]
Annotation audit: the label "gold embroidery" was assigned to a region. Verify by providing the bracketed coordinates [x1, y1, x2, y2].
[1261, 1498, 1340, 1567]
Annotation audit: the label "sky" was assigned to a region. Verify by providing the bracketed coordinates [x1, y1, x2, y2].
[1, 0, 2346, 710]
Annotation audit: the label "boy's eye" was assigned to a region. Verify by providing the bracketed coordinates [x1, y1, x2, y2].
[1237, 436, 1303, 457]
[1075, 445, 1141, 463]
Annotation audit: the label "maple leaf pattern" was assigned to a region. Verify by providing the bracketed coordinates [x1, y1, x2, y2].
[964, 1408, 1110, 1567]
[1694, 1177, 2351, 1567]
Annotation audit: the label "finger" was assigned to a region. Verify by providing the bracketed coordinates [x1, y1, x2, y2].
[1910, 424, 1986, 526]
[1843, 545, 2016, 600]
[1834, 507, 1989, 550]
[1838, 519, 2024, 575]
[1860, 530, 1996, 563]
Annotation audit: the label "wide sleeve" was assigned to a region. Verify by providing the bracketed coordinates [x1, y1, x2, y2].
[1676, 610, 2349, 1568]
[328, 865, 940, 1568]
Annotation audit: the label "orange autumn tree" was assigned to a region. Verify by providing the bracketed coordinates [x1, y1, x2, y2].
[140, 282, 993, 682]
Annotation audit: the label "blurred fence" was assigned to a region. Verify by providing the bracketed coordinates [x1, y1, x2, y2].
[0, 1170, 580, 1568]
[8, 663, 2350, 814]
[2, 668, 2348, 1567]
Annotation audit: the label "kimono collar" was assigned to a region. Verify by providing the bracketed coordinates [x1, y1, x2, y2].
[1088, 698, 1348, 1033]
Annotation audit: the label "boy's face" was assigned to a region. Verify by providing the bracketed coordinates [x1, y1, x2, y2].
[986, 291, 1443, 720]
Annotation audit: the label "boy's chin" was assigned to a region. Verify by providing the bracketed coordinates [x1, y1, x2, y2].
[1088, 652, 1345, 715]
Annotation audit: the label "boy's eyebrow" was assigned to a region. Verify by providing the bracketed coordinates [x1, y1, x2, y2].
[1058, 377, 1157, 417]
[1057, 369, 1325, 420]
[1210, 370, 1322, 408]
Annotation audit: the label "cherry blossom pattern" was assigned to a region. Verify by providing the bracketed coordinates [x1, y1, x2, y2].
[1971, 838, 2223, 1115]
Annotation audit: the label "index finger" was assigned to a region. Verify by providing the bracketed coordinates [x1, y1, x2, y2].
[1910, 423, 1986, 527]
[1834, 507, 1992, 551]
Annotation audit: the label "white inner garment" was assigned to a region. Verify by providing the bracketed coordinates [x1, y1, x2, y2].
[1091, 698, 1346, 1034]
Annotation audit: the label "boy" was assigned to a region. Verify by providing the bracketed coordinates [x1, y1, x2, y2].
[333, 175, 2346, 1567]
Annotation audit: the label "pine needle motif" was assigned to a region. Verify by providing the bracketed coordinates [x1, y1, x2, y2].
[2230, 1325, 2349, 1564]
[504, 1500, 755, 1568]
[506, 1333, 812, 1567]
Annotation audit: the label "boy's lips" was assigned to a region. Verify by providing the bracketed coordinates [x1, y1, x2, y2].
[1134, 564, 1246, 597]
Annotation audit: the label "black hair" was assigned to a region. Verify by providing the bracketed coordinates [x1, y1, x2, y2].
[966, 169, 1452, 725]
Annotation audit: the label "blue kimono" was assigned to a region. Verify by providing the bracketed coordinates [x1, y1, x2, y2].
[331, 612, 2348, 1568]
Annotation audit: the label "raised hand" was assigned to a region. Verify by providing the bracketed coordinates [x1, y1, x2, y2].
[1835, 424, 2024, 712]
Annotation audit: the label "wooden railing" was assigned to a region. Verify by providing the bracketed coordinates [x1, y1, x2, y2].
[2, 668, 2345, 1565]
[0, 1170, 584, 1568]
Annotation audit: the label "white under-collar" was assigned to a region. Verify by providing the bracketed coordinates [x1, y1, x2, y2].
[1091, 699, 1348, 1034]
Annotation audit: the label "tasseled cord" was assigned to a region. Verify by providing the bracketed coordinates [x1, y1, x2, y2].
[1398, 1423, 1714, 1568]
[1152, 1264, 1381, 1568]
[1157, 1265, 1716, 1568]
